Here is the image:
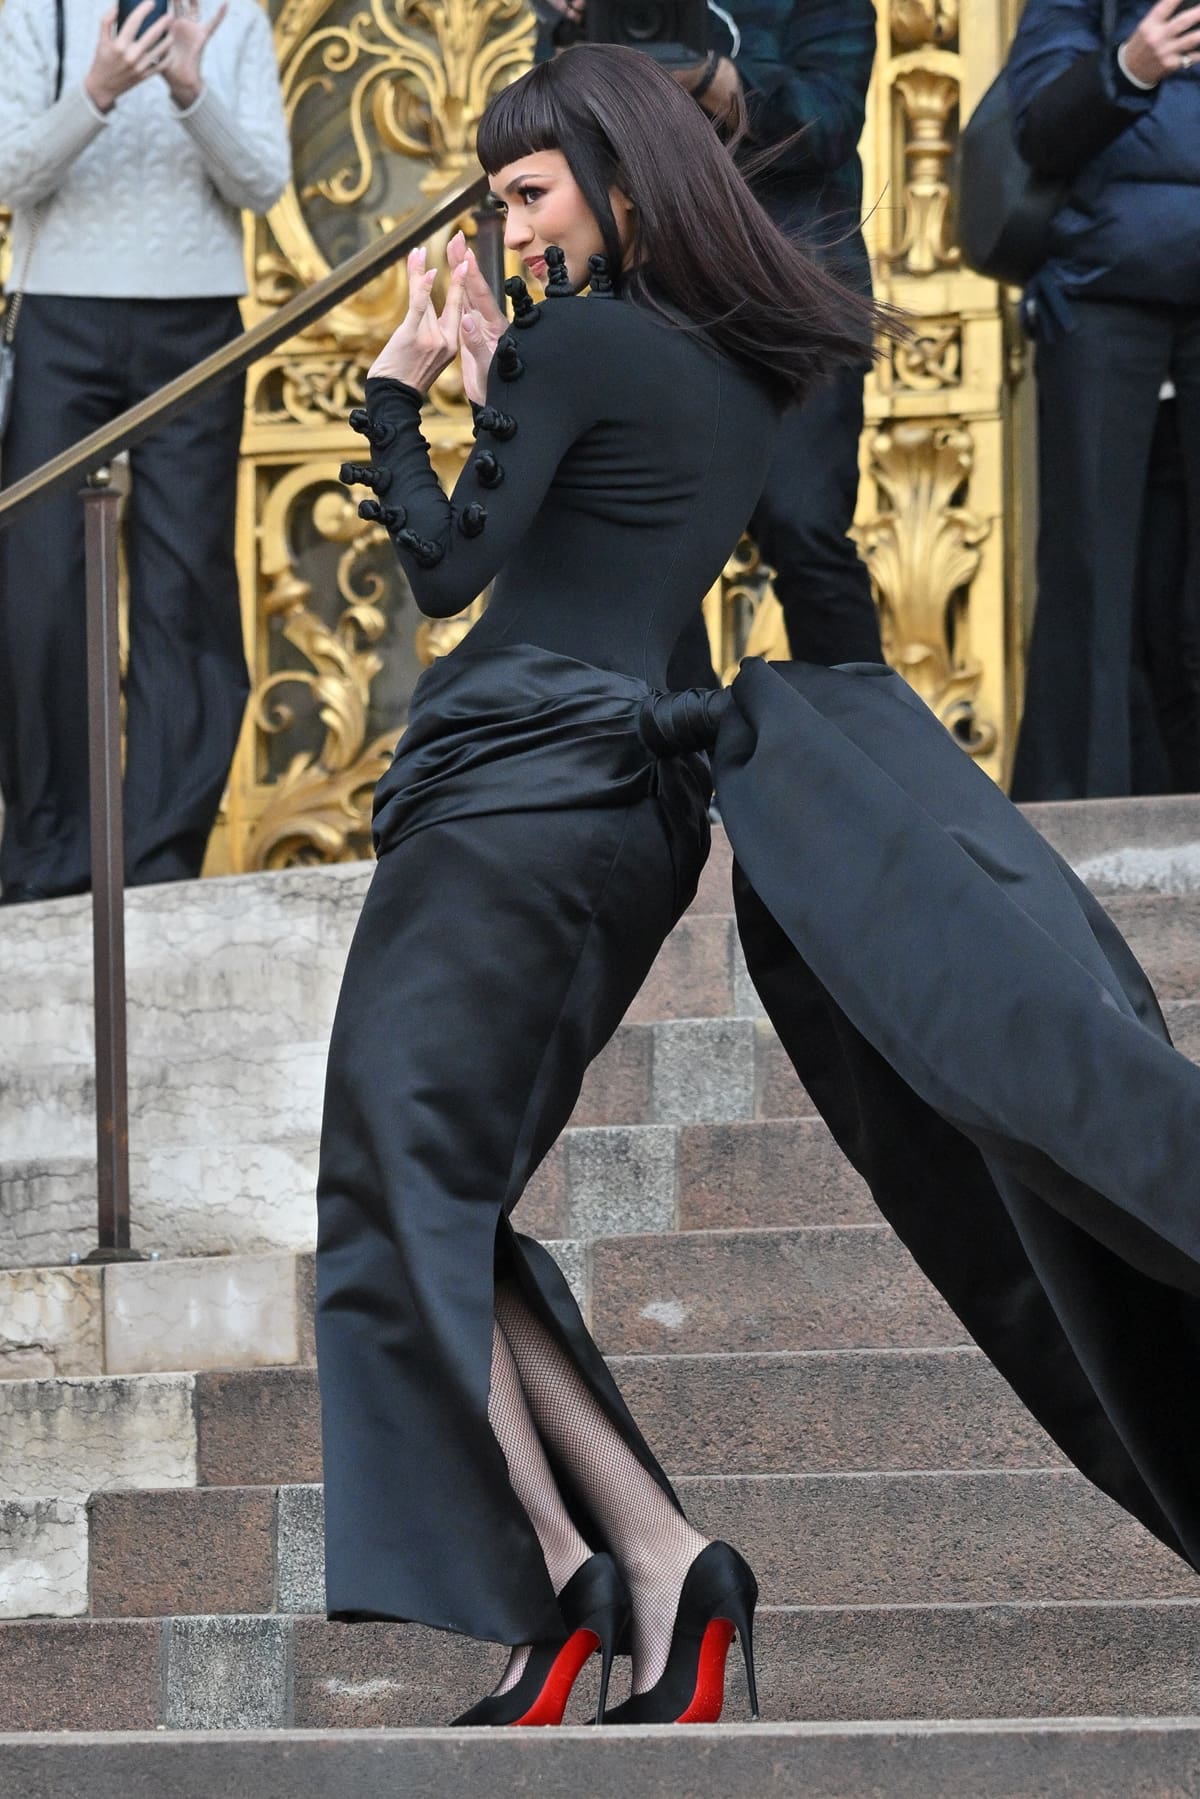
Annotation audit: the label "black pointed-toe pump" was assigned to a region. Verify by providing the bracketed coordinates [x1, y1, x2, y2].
[451, 1551, 631, 1727]
[601, 1541, 759, 1725]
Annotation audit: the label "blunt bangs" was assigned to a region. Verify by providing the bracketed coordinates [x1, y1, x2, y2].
[477, 64, 566, 174]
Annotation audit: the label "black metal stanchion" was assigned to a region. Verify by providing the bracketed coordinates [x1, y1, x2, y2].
[81, 465, 139, 1264]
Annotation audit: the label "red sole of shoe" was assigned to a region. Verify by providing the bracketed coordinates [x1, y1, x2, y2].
[675, 1617, 737, 1724]
[513, 1627, 601, 1727]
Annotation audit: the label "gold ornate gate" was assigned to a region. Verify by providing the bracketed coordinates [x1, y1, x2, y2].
[209, 0, 536, 871]
[856, 0, 1033, 787]
[0, 0, 1033, 872]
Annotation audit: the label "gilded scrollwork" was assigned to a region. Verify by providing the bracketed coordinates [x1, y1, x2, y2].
[243, 464, 397, 869]
[892, 317, 962, 391]
[208, 0, 533, 872]
[854, 422, 996, 757]
[254, 355, 368, 427]
[259, 0, 535, 343]
[880, 55, 961, 277]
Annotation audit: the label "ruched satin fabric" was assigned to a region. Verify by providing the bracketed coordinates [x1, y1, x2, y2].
[316, 642, 1200, 1646]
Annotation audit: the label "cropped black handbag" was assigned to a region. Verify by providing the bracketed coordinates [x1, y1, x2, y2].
[0, 0, 65, 448]
[955, 0, 1117, 285]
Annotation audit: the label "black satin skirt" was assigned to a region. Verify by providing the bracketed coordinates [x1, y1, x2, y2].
[316, 642, 1200, 1645]
[315, 646, 710, 1641]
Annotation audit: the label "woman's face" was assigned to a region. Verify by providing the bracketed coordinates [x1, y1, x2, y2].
[489, 149, 635, 290]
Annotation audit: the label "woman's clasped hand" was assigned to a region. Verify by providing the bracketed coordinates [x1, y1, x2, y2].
[368, 232, 511, 406]
[84, 0, 229, 115]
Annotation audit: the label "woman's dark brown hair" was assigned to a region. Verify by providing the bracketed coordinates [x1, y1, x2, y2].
[476, 43, 896, 405]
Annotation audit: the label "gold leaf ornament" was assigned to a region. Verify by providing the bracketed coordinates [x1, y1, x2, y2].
[854, 421, 996, 756]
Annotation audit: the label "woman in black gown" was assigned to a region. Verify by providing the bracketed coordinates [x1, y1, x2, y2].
[319, 44, 1200, 1728]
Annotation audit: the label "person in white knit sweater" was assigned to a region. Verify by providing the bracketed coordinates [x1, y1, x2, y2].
[0, 0, 290, 901]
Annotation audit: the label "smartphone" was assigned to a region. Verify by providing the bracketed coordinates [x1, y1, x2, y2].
[116, 0, 172, 35]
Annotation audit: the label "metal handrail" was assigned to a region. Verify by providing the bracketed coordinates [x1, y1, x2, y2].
[0, 164, 496, 1260]
[0, 168, 489, 531]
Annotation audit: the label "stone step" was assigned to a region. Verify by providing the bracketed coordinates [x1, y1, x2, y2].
[0, 1140, 325, 1267]
[0, 865, 366, 1071]
[0, 1252, 316, 1384]
[0, 1214, 964, 1437]
[8, 832, 1200, 1080]
[0, 1029, 820, 1266]
[612, 1346, 1061, 1476]
[4, 1601, 1200, 1736]
[1023, 792, 1200, 893]
[10, 884, 1200, 1087]
[1100, 893, 1200, 1001]
[18, 984, 1200, 1268]
[13, 990, 1200, 1266]
[0, 1338, 1066, 1508]
[0, 1013, 801, 1169]
[593, 1225, 965, 1356]
[6, 1720, 1200, 1799]
[11, 1465, 1185, 1625]
[0, 848, 741, 1073]
[182, 1347, 1062, 1493]
[520, 1115, 868, 1244]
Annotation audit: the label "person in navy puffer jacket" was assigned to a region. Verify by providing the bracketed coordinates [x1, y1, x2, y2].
[1007, 0, 1200, 801]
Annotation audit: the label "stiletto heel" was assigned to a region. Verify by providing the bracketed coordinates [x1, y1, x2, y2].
[721, 1563, 759, 1719]
[451, 1551, 630, 1727]
[593, 1618, 619, 1724]
[600, 1541, 759, 1725]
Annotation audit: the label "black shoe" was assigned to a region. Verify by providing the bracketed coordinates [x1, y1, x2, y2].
[601, 1541, 758, 1724]
[451, 1551, 631, 1727]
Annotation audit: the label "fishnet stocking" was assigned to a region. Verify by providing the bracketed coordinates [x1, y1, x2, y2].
[494, 1279, 710, 1694]
[486, 1317, 590, 1693]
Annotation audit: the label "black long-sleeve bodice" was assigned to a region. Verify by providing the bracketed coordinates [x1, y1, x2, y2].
[347, 283, 781, 689]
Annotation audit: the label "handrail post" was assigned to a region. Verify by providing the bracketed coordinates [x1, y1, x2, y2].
[81, 465, 137, 1264]
[472, 192, 507, 305]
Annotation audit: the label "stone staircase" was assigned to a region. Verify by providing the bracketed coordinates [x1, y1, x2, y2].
[4, 796, 1200, 1793]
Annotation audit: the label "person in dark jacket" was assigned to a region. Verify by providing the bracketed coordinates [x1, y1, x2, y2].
[537, 0, 882, 681]
[1008, 0, 1200, 800]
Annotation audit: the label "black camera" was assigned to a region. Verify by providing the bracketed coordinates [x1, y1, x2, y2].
[585, 0, 710, 67]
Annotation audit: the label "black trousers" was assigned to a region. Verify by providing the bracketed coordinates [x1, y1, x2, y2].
[667, 363, 881, 689]
[0, 295, 248, 898]
[1130, 399, 1195, 795]
[1013, 299, 1200, 802]
[750, 362, 881, 666]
